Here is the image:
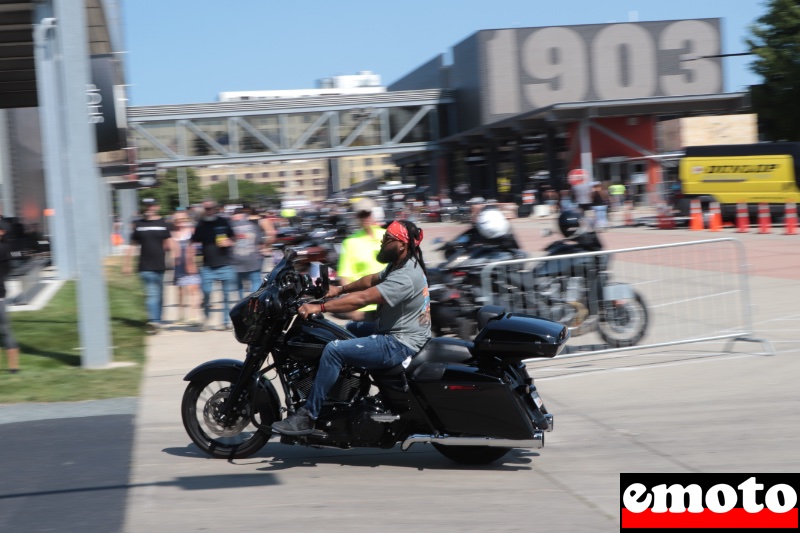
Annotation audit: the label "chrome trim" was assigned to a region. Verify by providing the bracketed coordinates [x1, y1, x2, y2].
[544, 414, 554, 432]
[371, 414, 401, 423]
[401, 432, 544, 451]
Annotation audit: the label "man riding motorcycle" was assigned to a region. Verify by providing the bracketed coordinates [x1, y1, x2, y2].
[272, 220, 431, 435]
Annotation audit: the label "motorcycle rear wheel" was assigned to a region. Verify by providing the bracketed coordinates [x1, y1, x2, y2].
[181, 368, 275, 459]
[598, 291, 648, 348]
[432, 444, 511, 465]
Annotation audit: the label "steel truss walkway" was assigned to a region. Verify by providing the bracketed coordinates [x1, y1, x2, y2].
[127, 89, 453, 167]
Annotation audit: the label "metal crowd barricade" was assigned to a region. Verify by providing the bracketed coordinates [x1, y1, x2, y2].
[479, 238, 774, 359]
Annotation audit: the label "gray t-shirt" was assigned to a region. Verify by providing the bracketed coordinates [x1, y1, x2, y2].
[231, 218, 264, 273]
[375, 258, 431, 352]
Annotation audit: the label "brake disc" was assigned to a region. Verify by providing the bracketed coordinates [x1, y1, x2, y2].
[202, 387, 250, 437]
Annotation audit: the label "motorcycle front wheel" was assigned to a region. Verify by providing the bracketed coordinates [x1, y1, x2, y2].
[432, 444, 511, 465]
[598, 291, 648, 348]
[181, 368, 276, 459]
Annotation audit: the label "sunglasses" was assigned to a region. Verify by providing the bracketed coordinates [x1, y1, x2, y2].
[382, 234, 401, 245]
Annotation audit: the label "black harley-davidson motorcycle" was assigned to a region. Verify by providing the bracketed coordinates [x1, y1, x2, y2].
[181, 249, 568, 464]
[501, 227, 649, 348]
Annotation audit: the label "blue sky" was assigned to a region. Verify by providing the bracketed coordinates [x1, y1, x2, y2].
[122, 0, 767, 106]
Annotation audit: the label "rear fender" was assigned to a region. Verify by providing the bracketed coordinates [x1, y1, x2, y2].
[183, 359, 281, 420]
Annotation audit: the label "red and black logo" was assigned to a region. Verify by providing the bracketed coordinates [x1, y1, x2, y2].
[620, 474, 799, 531]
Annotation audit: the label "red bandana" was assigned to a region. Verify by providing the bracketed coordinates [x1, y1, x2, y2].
[386, 221, 423, 246]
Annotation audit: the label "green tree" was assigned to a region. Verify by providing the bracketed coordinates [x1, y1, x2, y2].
[201, 179, 281, 207]
[747, 0, 800, 140]
[138, 168, 204, 214]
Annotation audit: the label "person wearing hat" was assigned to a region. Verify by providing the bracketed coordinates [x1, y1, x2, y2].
[272, 219, 431, 436]
[124, 198, 174, 334]
[336, 197, 386, 322]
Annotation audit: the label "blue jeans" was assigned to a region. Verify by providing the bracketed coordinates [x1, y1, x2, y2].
[593, 205, 608, 228]
[237, 270, 263, 300]
[139, 270, 165, 324]
[305, 323, 414, 419]
[200, 265, 237, 326]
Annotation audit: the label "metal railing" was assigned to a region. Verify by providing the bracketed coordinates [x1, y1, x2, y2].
[479, 238, 774, 359]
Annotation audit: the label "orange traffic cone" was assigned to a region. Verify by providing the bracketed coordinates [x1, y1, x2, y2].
[689, 199, 703, 231]
[758, 203, 772, 234]
[785, 202, 797, 235]
[736, 202, 749, 233]
[709, 202, 722, 232]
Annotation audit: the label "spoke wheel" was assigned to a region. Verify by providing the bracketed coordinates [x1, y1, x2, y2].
[181, 368, 276, 459]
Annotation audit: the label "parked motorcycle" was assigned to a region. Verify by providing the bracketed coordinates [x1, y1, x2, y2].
[181, 249, 567, 464]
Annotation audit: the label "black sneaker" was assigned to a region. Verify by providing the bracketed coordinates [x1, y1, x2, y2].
[271, 407, 314, 436]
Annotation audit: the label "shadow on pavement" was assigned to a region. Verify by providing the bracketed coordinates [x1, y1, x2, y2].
[163, 441, 538, 472]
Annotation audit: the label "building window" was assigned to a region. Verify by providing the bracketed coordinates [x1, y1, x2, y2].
[383, 157, 392, 165]
[245, 173, 253, 180]
[366, 171, 374, 179]
[211, 175, 219, 182]
[312, 168, 321, 175]
[365, 158, 373, 166]
[314, 179, 325, 186]
[262, 172, 269, 178]
[279, 171, 286, 177]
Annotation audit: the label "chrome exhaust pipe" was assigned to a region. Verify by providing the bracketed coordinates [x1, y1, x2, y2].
[401, 431, 544, 451]
[545, 414, 554, 432]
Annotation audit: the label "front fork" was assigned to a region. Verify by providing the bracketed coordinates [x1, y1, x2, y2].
[219, 346, 266, 425]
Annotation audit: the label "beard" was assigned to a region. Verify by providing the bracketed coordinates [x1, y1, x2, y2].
[377, 246, 401, 264]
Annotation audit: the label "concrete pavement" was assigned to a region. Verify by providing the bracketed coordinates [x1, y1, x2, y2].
[122, 216, 800, 532]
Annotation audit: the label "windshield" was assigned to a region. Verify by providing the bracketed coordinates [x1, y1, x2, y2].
[266, 248, 298, 286]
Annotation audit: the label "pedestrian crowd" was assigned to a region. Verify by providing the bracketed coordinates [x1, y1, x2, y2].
[124, 198, 278, 334]
[121, 182, 624, 338]
[542, 179, 626, 232]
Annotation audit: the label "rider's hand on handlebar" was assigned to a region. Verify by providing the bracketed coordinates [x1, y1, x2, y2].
[298, 302, 322, 320]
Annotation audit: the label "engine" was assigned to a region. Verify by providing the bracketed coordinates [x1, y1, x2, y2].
[529, 275, 589, 327]
[284, 360, 362, 404]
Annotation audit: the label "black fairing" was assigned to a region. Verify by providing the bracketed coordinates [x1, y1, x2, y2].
[471, 312, 569, 360]
[229, 281, 273, 345]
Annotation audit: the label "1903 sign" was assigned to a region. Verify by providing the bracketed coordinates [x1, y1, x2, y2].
[479, 19, 723, 123]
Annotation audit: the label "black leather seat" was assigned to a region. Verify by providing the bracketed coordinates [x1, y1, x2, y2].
[406, 337, 474, 374]
[370, 305, 505, 379]
[371, 337, 474, 378]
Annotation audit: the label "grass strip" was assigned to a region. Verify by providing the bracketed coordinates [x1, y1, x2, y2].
[0, 257, 146, 404]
